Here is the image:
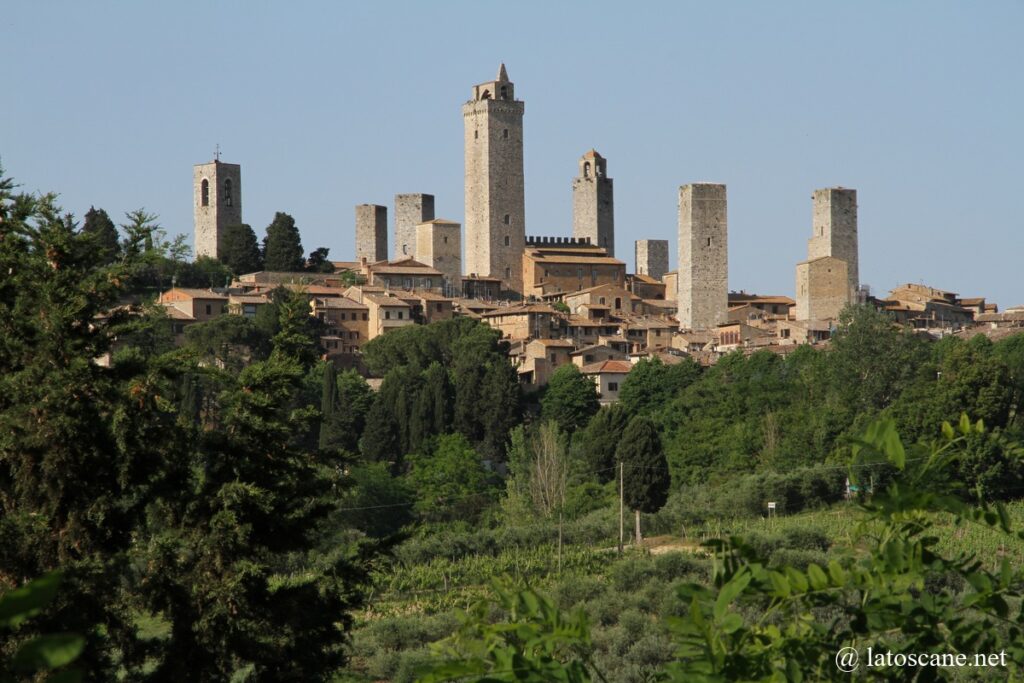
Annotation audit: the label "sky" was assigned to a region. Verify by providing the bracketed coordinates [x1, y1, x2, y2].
[2, 2, 1022, 306]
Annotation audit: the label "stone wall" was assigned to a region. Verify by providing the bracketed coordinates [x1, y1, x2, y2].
[416, 219, 462, 291]
[795, 256, 849, 321]
[193, 161, 242, 259]
[355, 204, 388, 262]
[395, 193, 434, 259]
[678, 183, 728, 331]
[807, 187, 858, 295]
[635, 239, 669, 279]
[572, 152, 614, 255]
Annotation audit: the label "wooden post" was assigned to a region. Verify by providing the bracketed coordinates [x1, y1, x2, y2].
[618, 461, 624, 553]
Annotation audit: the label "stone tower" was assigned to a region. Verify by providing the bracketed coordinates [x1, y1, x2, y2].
[635, 239, 669, 280]
[806, 187, 858, 297]
[463, 63, 526, 293]
[193, 158, 242, 259]
[416, 219, 462, 293]
[795, 187, 859, 320]
[572, 150, 614, 255]
[355, 204, 388, 262]
[678, 183, 728, 331]
[395, 193, 435, 259]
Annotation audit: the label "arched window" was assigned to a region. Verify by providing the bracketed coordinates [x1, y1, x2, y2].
[504, 235, 510, 247]
[201, 179, 209, 206]
[583, 162, 590, 178]
[224, 178, 233, 207]
[502, 128, 509, 139]
[500, 85, 508, 99]
[503, 214, 510, 225]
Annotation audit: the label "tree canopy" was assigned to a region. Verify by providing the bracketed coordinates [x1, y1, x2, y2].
[262, 211, 305, 272]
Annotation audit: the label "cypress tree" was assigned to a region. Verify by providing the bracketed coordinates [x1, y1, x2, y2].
[319, 362, 338, 451]
[220, 223, 262, 274]
[81, 206, 120, 262]
[615, 415, 670, 542]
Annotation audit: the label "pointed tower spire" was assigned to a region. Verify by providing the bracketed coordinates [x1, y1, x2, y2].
[497, 62, 509, 82]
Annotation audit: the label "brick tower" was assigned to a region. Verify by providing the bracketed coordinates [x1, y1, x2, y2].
[463, 63, 526, 294]
[572, 149, 614, 256]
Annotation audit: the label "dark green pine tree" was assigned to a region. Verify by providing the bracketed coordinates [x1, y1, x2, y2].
[306, 246, 334, 273]
[219, 223, 263, 274]
[616, 415, 670, 542]
[319, 362, 338, 451]
[80, 206, 120, 262]
[261, 212, 305, 272]
[578, 403, 630, 483]
[360, 395, 401, 465]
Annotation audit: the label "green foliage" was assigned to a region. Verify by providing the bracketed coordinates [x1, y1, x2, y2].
[219, 222, 262, 274]
[617, 416, 669, 515]
[0, 572, 84, 681]
[618, 356, 700, 417]
[306, 246, 334, 272]
[336, 462, 415, 538]
[261, 211, 305, 272]
[576, 403, 630, 483]
[80, 205, 119, 263]
[407, 434, 495, 523]
[541, 364, 599, 435]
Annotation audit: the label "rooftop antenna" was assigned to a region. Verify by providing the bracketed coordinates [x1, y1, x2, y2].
[214, 143, 221, 162]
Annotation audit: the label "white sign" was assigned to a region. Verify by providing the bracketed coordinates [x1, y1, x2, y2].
[767, 502, 776, 511]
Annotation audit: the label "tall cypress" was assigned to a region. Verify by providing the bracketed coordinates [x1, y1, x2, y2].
[261, 212, 305, 272]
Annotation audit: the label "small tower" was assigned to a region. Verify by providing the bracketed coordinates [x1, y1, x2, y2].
[572, 149, 614, 256]
[678, 183, 728, 331]
[193, 157, 242, 259]
[416, 219, 462, 293]
[635, 239, 669, 280]
[795, 187, 859, 320]
[355, 204, 388, 262]
[395, 193, 435, 259]
[463, 63, 526, 293]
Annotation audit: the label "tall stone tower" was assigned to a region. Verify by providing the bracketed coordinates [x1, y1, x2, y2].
[572, 150, 614, 255]
[795, 187, 859, 320]
[463, 63, 526, 293]
[395, 193, 435, 259]
[678, 183, 728, 331]
[355, 204, 388, 262]
[635, 239, 669, 280]
[193, 158, 242, 259]
[416, 219, 462, 292]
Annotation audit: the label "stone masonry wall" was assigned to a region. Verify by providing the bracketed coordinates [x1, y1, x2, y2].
[807, 187, 858, 296]
[678, 183, 728, 331]
[194, 161, 242, 259]
[635, 239, 669, 279]
[572, 162, 614, 256]
[355, 204, 388, 262]
[416, 220, 462, 292]
[395, 193, 434, 259]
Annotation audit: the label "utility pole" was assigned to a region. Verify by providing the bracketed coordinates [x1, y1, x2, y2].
[618, 461, 624, 553]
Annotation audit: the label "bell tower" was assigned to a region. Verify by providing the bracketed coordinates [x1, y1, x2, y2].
[193, 153, 242, 259]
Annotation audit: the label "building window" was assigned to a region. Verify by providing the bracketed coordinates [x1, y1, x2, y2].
[500, 85, 508, 99]
[205, 304, 211, 315]
[706, 237, 712, 247]
[398, 311, 404, 319]
[503, 128, 509, 139]
[503, 214, 510, 225]
[614, 297, 621, 309]
[200, 179, 209, 206]
[550, 353, 557, 362]
[385, 311, 391, 320]
[436, 303, 443, 312]
[339, 312, 346, 321]
[363, 313, 368, 320]
[504, 267, 511, 279]
[585, 354, 594, 362]
[224, 178, 233, 207]
[608, 382, 619, 392]
[474, 130, 479, 139]
[504, 235, 510, 247]
[443, 236, 448, 244]
[425, 279, 432, 288]
[578, 267, 584, 279]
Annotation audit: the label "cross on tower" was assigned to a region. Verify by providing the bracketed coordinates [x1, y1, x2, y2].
[214, 144, 220, 162]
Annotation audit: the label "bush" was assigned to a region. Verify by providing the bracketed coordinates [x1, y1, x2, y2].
[652, 551, 704, 581]
[609, 555, 658, 592]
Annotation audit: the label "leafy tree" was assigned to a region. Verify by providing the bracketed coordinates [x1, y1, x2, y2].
[220, 222, 263, 274]
[361, 395, 401, 464]
[0, 572, 85, 681]
[526, 421, 569, 518]
[175, 254, 232, 288]
[616, 416, 669, 541]
[541, 364, 599, 435]
[320, 365, 374, 454]
[262, 211, 305, 272]
[406, 434, 494, 523]
[335, 463, 415, 538]
[306, 246, 334, 273]
[618, 356, 700, 417]
[577, 403, 630, 483]
[80, 206, 119, 262]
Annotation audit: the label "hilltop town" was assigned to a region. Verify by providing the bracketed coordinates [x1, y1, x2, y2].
[175, 64, 1023, 396]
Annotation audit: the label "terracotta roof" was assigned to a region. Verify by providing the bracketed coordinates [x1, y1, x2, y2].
[162, 306, 195, 320]
[229, 295, 270, 304]
[482, 304, 559, 317]
[162, 288, 227, 300]
[529, 338, 576, 347]
[369, 260, 443, 276]
[526, 251, 625, 266]
[314, 297, 368, 310]
[581, 360, 633, 375]
[571, 343, 625, 356]
[362, 294, 412, 307]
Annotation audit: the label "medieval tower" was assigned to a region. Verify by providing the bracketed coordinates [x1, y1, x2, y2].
[635, 239, 669, 280]
[463, 63, 526, 293]
[795, 187, 859, 320]
[572, 150, 614, 256]
[416, 219, 462, 293]
[355, 204, 388, 262]
[193, 158, 242, 259]
[678, 183, 728, 331]
[395, 193, 435, 259]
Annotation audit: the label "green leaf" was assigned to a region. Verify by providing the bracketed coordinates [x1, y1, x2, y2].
[12, 634, 85, 671]
[719, 613, 743, 634]
[0, 572, 61, 628]
[807, 564, 828, 591]
[941, 421, 955, 440]
[713, 568, 750, 620]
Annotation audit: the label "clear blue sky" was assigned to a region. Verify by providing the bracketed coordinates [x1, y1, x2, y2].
[3, 2, 1022, 305]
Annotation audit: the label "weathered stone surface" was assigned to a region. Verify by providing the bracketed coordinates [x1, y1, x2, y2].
[355, 204, 388, 262]
[678, 183, 728, 331]
[416, 219, 462, 293]
[194, 160, 242, 259]
[394, 193, 434, 259]
[796, 187, 859, 320]
[635, 239, 668, 280]
[572, 150, 614, 256]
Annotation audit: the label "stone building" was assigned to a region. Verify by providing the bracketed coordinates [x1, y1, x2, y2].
[795, 187, 859, 321]
[572, 150, 614, 256]
[463, 64, 526, 293]
[678, 183, 728, 331]
[415, 219, 462, 293]
[394, 193, 434, 259]
[355, 204, 388, 262]
[635, 239, 668, 279]
[521, 237, 625, 298]
[193, 158, 242, 259]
